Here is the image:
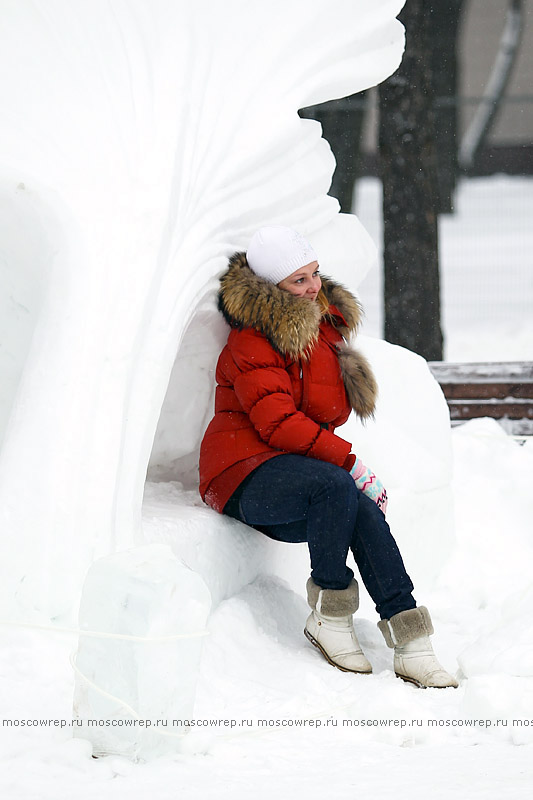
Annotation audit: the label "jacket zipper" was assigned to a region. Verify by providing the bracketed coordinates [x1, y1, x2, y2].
[299, 359, 310, 413]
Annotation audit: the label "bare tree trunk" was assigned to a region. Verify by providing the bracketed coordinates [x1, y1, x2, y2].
[429, 0, 465, 213]
[379, 0, 443, 361]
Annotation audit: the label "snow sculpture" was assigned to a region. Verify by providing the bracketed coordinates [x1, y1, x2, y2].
[0, 0, 409, 620]
[72, 544, 211, 759]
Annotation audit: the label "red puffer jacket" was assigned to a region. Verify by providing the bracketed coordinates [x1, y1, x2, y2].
[199, 253, 377, 513]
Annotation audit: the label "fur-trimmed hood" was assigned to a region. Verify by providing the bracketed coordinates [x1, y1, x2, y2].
[218, 251, 377, 419]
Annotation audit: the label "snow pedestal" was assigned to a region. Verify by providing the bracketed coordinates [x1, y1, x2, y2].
[72, 544, 211, 760]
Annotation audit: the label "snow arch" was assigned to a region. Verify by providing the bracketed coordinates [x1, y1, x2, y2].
[146, 294, 227, 487]
[0, 0, 407, 620]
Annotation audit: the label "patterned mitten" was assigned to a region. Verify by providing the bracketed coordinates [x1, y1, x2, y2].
[350, 456, 388, 514]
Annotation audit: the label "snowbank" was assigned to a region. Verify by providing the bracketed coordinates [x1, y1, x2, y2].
[2, 416, 532, 791]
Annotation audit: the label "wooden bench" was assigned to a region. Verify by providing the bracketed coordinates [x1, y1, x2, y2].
[428, 361, 533, 437]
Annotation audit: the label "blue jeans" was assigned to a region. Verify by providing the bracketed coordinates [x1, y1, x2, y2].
[224, 454, 416, 620]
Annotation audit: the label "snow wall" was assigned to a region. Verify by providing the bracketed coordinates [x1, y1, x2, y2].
[0, 0, 455, 623]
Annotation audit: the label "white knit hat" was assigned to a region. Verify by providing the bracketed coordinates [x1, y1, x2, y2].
[246, 226, 318, 284]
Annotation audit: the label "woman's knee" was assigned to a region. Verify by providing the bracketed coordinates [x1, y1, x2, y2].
[237, 454, 357, 515]
[309, 461, 358, 505]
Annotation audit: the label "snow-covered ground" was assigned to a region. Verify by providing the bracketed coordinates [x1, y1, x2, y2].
[1, 177, 533, 798]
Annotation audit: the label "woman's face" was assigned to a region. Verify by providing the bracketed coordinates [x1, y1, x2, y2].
[278, 261, 321, 300]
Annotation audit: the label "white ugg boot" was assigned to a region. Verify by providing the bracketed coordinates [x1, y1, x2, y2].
[378, 606, 458, 688]
[304, 578, 372, 674]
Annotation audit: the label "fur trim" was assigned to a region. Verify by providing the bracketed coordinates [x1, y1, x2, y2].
[219, 252, 363, 361]
[306, 577, 359, 617]
[320, 276, 363, 337]
[219, 252, 377, 417]
[337, 343, 377, 421]
[378, 606, 434, 648]
[219, 252, 320, 360]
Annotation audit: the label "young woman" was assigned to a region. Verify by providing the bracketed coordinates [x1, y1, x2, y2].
[199, 226, 457, 688]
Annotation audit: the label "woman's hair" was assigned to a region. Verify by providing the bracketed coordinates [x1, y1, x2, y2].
[316, 287, 330, 316]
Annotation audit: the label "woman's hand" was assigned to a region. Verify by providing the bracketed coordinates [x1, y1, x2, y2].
[350, 457, 388, 514]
